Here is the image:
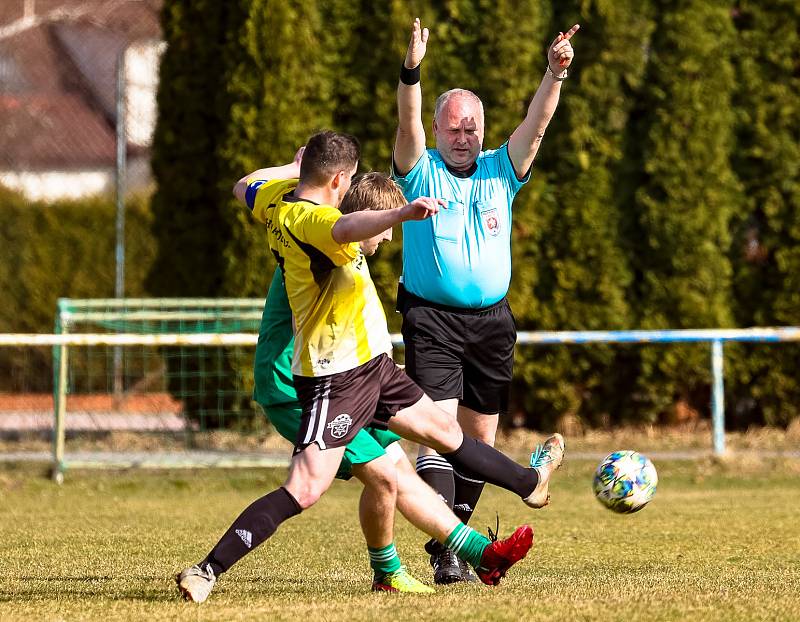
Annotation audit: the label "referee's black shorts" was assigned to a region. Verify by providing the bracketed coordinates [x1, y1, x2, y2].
[398, 284, 515, 415]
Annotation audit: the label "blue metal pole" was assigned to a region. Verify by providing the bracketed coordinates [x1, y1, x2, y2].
[711, 339, 725, 455]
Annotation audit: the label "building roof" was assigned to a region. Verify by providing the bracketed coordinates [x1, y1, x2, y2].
[0, 0, 161, 172]
[0, 93, 116, 168]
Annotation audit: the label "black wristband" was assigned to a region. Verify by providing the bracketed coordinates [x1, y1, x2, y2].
[400, 62, 421, 85]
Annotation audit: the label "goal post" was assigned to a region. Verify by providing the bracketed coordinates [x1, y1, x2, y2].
[42, 331, 263, 482]
[50, 298, 272, 482]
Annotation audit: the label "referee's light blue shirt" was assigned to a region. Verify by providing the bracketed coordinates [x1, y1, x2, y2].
[392, 143, 530, 309]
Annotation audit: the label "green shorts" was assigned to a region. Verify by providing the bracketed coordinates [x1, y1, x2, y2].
[260, 402, 401, 481]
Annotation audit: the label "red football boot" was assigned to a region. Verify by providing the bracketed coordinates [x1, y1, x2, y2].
[475, 525, 534, 586]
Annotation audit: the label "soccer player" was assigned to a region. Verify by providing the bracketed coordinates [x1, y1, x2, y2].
[254, 171, 440, 593]
[176, 131, 564, 602]
[392, 18, 578, 582]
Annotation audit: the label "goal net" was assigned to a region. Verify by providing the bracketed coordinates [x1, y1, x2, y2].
[2, 298, 297, 481]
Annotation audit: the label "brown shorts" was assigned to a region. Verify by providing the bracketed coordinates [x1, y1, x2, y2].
[293, 353, 425, 451]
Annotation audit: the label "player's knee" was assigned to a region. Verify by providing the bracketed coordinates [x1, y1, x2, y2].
[367, 469, 398, 499]
[476, 429, 497, 446]
[441, 415, 463, 446]
[294, 487, 324, 509]
[355, 457, 399, 496]
[285, 479, 331, 509]
[424, 410, 462, 452]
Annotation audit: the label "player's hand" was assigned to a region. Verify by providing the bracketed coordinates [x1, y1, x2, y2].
[404, 17, 429, 69]
[548, 24, 579, 71]
[293, 146, 305, 165]
[401, 197, 442, 221]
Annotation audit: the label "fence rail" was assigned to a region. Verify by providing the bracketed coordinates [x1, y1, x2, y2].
[2, 327, 799, 481]
[507, 328, 800, 457]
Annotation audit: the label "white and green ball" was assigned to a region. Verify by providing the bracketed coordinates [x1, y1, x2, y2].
[592, 450, 658, 513]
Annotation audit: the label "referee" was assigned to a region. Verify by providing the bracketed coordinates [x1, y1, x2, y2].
[392, 17, 579, 584]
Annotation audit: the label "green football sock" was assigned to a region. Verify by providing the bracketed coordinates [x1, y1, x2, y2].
[368, 543, 402, 577]
[444, 523, 491, 569]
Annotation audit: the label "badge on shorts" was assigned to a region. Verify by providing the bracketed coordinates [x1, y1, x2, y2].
[482, 207, 500, 236]
[327, 414, 353, 439]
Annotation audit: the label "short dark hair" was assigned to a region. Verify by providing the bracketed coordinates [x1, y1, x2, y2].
[299, 130, 360, 186]
[340, 172, 406, 214]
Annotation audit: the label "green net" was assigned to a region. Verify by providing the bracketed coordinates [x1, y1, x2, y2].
[56, 298, 264, 435]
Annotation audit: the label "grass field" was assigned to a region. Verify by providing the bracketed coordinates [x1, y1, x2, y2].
[1, 452, 799, 621]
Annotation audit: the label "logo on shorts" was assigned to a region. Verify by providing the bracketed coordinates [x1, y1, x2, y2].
[327, 413, 353, 439]
[483, 208, 500, 236]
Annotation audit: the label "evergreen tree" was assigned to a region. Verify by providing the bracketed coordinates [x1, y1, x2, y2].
[148, 1, 254, 424]
[728, 0, 800, 426]
[218, 0, 334, 298]
[629, 0, 740, 420]
[148, 0, 241, 297]
[514, 0, 655, 426]
[318, 1, 424, 328]
[144, 0, 798, 429]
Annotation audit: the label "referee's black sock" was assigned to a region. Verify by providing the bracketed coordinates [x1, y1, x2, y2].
[201, 486, 302, 576]
[416, 453, 456, 556]
[442, 435, 538, 499]
[415, 453, 455, 508]
[453, 470, 486, 525]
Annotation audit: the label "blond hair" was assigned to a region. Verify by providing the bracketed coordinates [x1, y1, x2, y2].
[340, 172, 406, 214]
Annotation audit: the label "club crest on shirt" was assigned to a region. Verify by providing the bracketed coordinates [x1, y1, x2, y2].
[327, 413, 353, 439]
[483, 208, 500, 236]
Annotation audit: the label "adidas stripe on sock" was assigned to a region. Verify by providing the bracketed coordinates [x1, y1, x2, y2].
[202, 486, 302, 575]
[453, 469, 486, 525]
[416, 454, 455, 508]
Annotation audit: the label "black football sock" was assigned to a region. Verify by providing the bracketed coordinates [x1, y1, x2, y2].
[415, 453, 455, 508]
[201, 486, 302, 576]
[442, 435, 538, 499]
[453, 470, 486, 525]
[416, 453, 455, 555]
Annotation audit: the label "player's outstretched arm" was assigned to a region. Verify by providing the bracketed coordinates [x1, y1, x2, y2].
[232, 146, 305, 206]
[331, 197, 442, 244]
[394, 17, 428, 176]
[508, 24, 579, 179]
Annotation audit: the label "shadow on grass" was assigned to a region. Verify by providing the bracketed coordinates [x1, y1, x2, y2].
[16, 575, 114, 581]
[1, 573, 358, 602]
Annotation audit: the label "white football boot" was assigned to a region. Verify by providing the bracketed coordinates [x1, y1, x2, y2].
[176, 563, 216, 603]
[523, 433, 565, 508]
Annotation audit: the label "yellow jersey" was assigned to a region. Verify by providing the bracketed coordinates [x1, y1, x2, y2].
[246, 178, 392, 377]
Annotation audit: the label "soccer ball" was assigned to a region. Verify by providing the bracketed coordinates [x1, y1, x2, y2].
[592, 450, 658, 514]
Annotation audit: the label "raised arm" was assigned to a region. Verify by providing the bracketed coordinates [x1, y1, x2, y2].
[508, 24, 580, 179]
[232, 146, 305, 206]
[331, 197, 443, 244]
[394, 18, 429, 176]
